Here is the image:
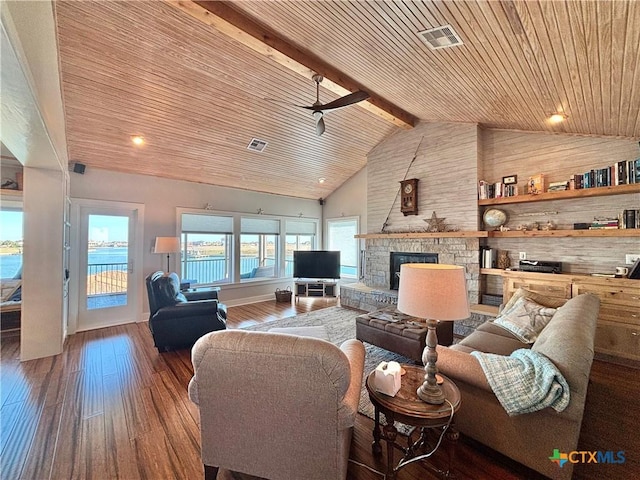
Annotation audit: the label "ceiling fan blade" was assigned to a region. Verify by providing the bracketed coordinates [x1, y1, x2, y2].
[314, 111, 326, 136]
[303, 90, 370, 112]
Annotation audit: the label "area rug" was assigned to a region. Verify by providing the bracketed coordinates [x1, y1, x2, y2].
[240, 306, 418, 430]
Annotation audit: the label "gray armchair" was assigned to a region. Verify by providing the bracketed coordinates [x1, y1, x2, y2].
[189, 330, 365, 480]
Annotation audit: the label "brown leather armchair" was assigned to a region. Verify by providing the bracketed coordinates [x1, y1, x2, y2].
[145, 271, 226, 352]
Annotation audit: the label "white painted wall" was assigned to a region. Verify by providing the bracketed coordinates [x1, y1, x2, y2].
[21, 168, 65, 360]
[70, 167, 323, 308]
[323, 166, 368, 236]
[2, 1, 70, 361]
[323, 167, 368, 278]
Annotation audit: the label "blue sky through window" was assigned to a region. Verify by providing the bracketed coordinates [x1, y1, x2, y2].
[0, 211, 23, 241]
[88, 215, 128, 242]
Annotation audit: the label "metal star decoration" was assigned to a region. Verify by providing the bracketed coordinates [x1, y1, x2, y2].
[424, 211, 447, 232]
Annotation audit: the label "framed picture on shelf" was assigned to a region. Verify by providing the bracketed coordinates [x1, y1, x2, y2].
[502, 175, 518, 185]
[527, 173, 545, 194]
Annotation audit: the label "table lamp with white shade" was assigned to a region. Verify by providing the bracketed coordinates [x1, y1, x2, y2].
[153, 236, 181, 272]
[397, 263, 470, 404]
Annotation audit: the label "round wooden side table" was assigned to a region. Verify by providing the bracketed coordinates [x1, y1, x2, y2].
[365, 365, 461, 479]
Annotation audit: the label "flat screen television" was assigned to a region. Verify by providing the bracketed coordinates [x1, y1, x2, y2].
[293, 250, 341, 279]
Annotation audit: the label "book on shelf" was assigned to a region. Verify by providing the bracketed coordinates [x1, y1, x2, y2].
[572, 158, 640, 188]
[621, 209, 639, 229]
[478, 180, 487, 200]
[478, 181, 519, 200]
[479, 246, 487, 268]
[548, 181, 569, 192]
[573, 174, 584, 189]
[616, 161, 627, 185]
[590, 217, 619, 229]
[478, 158, 638, 202]
[479, 247, 497, 269]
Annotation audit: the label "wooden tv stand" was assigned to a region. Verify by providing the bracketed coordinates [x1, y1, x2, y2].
[294, 279, 338, 300]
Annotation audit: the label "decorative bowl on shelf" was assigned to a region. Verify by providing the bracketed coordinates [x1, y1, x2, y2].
[483, 208, 508, 230]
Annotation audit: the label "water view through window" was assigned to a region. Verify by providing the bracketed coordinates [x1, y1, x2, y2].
[0, 211, 23, 279]
[86, 215, 129, 310]
[179, 213, 318, 285]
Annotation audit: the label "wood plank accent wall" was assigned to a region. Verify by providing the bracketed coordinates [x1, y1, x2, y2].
[489, 237, 640, 275]
[367, 123, 639, 275]
[367, 122, 480, 234]
[480, 129, 639, 183]
[480, 129, 640, 273]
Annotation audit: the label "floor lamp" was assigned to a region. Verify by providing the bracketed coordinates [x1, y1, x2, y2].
[397, 264, 470, 404]
[154, 237, 181, 272]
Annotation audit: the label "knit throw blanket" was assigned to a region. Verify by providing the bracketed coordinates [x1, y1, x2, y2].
[471, 349, 570, 416]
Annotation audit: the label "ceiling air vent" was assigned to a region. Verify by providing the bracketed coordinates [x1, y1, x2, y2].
[247, 137, 268, 153]
[417, 24, 463, 50]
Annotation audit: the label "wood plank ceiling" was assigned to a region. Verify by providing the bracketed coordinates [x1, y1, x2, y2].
[54, 1, 640, 200]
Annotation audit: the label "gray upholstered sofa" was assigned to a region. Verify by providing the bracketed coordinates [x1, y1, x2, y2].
[436, 292, 600, 480]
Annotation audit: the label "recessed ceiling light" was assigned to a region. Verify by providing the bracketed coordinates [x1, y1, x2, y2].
[131, 135, 145, 146]
[549, 113, 568, 124]
[318, 178, 326, 184]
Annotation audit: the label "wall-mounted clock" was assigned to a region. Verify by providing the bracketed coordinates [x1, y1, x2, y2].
[400, 178, 419, 216]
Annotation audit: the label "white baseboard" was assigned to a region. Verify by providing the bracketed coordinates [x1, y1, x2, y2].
[223, 293, 274, 307]
[140, 293, 276, 315]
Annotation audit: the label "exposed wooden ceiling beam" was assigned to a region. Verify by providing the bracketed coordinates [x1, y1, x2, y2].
[167, 0, 417, 130]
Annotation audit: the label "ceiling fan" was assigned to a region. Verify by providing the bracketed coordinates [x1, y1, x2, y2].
[297, 74, 370, 136]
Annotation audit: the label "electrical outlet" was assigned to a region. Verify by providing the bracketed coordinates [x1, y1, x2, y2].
[626, 254, 640, 265]
[519, 252, 527, 260]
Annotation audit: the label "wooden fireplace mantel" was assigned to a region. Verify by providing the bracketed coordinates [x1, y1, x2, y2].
[355, 231, 488, 239]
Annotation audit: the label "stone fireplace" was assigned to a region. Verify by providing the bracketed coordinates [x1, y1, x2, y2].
[340, 235, 483, 338]
[341, 235, 480, 313]
[389, 252, 438, 290]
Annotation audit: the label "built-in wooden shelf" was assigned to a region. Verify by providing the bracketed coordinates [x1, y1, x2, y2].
[478, 183, 640, 206]
[469, 304, 500, 317]
[486, 229, 640, 238]
[0, 189, 22, 197]
[480, 268, 505, 275]
[355, 231, 488, 239]
[483, 269, 639, 285]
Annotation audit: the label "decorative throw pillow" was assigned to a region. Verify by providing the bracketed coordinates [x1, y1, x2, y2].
[502, 287, 567, 313]
[493, 296, 557, 343]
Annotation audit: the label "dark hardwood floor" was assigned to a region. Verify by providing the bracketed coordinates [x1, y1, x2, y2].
[1, 297, 638, 479]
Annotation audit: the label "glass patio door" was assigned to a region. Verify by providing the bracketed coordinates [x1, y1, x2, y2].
[76, 206, 139, 331]
[326, 217, 359, 279]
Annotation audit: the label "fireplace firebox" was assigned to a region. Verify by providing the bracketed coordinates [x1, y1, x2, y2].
[390, 252, 438, 290]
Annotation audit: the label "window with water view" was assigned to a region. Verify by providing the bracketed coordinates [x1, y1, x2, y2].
[86, 214, 129, 310]
[0, 210, 23, 281]
[181, 232, 231, 284]
[179, 212, 317, 285]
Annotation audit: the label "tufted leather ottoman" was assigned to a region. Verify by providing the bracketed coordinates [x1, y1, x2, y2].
[356, 307, 454, 362]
